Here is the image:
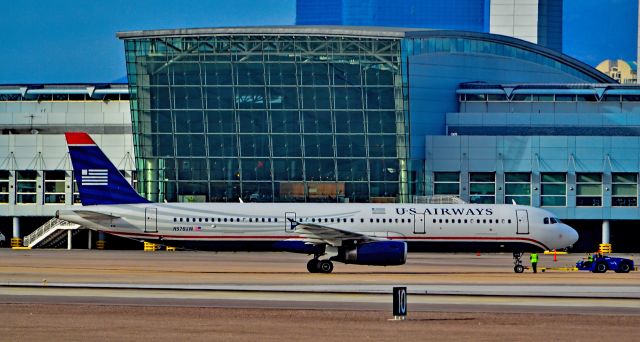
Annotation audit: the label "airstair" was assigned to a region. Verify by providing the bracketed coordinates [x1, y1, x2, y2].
[23, 218, 81, 248]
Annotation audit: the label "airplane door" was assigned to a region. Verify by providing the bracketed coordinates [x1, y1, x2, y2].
[145, 207, 158, 233]
[413, 213, 426, 234]
[516, 209, 529, 234]
[285, 212, 296, 233]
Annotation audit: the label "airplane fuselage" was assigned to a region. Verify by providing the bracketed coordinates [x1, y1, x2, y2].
[58, 202, 577, 253]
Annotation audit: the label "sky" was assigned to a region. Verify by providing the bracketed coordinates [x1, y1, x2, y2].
[0, 0, 636, 84]
[563, 0, 638, 67]
[0, 0, 296, 84]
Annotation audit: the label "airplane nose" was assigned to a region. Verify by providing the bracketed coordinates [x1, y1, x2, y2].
[564, 225, 579, 247]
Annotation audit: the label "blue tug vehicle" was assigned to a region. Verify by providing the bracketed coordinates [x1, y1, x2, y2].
[576, 254, 634, 273]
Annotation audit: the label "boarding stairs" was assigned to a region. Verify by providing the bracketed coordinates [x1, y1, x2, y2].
[23, 218, 81, 248]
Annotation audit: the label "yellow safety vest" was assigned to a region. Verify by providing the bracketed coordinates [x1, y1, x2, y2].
[530, 253, 538, 263]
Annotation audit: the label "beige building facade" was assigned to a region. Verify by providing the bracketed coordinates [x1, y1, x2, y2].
[596, 59, 638, 84]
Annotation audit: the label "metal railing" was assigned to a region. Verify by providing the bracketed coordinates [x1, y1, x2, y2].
[23, 218, 79, 247]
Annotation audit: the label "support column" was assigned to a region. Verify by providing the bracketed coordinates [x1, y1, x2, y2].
[87, 229, 92, 250]
[602, 220, 610, 244]
[12, 217, 20, 239]
[67, 230, 72, 250]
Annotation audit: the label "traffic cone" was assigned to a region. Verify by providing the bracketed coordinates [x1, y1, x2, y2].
[476, 250, 481, 256]
[553, 249, 557, 262]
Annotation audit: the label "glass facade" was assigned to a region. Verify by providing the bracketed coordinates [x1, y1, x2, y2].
[124, 35, 409, 203]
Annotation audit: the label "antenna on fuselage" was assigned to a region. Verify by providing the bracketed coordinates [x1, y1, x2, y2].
[511, 199, 517, 205]
[239, 197, 244, 203]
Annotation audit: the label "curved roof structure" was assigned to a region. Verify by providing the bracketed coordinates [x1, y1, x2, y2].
[117, 26, 614, 83]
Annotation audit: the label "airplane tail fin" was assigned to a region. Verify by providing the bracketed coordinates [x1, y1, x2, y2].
[65, 132, 150, 205]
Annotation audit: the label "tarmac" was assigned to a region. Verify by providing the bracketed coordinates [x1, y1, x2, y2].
[1, 249, 639, 340]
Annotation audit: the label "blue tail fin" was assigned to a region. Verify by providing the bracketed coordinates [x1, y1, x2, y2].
[65, 132, 150, 205]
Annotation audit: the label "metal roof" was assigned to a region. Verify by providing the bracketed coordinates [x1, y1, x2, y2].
[116, 25, 426, 39]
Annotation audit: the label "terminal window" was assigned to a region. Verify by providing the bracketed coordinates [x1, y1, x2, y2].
[44, 170, 66, 204]
[0, 170, 9, 203]
[612, 173, 637, 207]
[504, 172, 531, 205]
[576, 173, 602, 207]
[16, 170, 37, 204]
[541, 173, 566, 207]
[469, 172, 495, 204]
[433, 172, 460, 196]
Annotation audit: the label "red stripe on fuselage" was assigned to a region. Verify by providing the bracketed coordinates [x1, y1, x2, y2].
[103, 231, 549, 249]
[65, 132, 95, 145]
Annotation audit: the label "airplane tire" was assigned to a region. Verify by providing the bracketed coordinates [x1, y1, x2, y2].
[318, 260, 334, 274]
[595, 262, 607, 273]
[307, 259, 319, 273]
[514, 265, 524, 273]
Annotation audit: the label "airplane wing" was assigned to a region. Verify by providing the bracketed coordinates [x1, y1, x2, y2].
[293, 222, 383, 247]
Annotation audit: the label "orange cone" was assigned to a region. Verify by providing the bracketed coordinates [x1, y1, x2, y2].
[553, 249, 557, 262]
[476, 250, 481, 256]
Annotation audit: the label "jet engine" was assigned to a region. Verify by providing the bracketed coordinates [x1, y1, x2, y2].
[335, 241, 407, 266]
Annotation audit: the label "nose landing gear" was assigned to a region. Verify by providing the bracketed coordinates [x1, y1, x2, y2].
[513, 252, 525, 273]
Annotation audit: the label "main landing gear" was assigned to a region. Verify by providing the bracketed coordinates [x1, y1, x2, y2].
[307, 258, 334, 273]
[513, 252, 525, 273]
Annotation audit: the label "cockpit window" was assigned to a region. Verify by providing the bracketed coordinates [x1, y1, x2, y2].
[544, 217, 550, 224]
[550, 217, 560, 224]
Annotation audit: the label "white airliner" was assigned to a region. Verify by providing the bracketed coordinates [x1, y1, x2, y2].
[57, 132, 579, 273]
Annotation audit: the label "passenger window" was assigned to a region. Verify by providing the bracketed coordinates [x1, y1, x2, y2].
[173, 218, 177, 222]
[458, 219, 461, 223]
[483, 219, 486, 224]
[439, 219, 442, 223]
[433, 219, 436, 223]
[382, 218, 386, 223]
[401, 219, 405, 223]
[464, 219, 467, 224]
[224, 218, 227, 222]
[275, 218, 278, 222]
[376, 218, 380, 223]
[508, 219, 512, 224]
[370, 218, 373, 223]
[408, 219, 411, 223]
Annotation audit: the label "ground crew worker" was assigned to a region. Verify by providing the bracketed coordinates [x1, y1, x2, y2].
[530, 252, 539, 273]
[586, 253, 594, 267]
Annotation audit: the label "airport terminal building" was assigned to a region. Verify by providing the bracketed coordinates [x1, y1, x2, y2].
[2, 26, 639, 250]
